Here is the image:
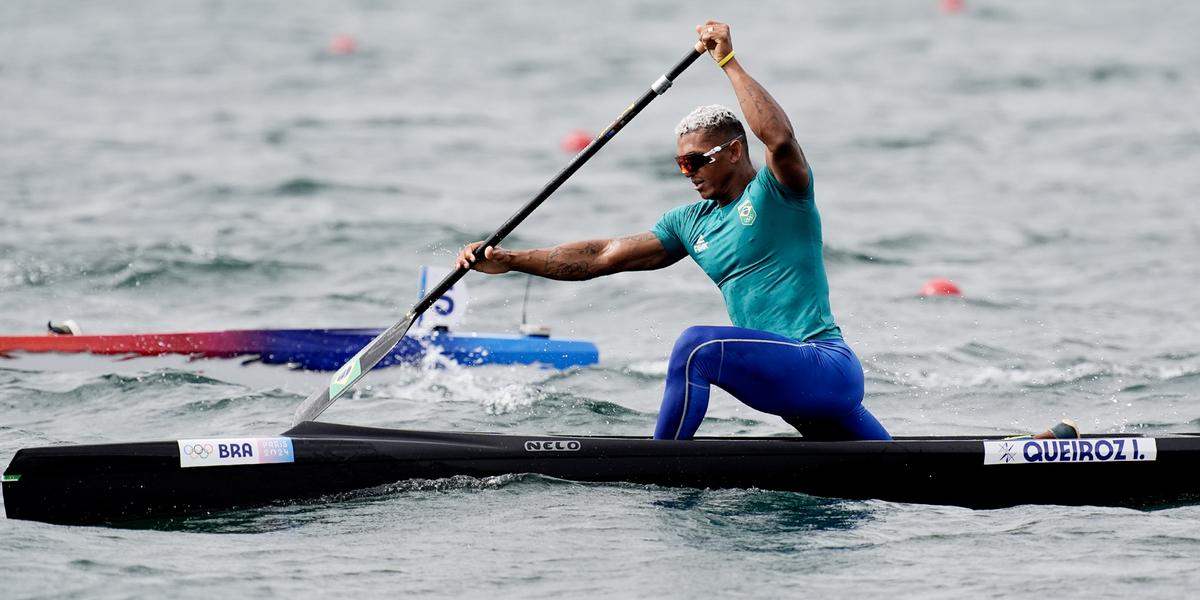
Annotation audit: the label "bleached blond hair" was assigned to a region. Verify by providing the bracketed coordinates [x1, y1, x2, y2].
[674, 104, 745, 139]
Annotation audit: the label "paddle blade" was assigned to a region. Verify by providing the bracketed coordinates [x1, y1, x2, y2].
[291, 315, 417, 424]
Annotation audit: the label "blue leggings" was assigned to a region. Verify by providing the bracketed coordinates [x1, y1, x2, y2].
[654, 326, 891, 441]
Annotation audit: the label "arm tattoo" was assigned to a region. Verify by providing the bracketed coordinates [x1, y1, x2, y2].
[530, 232, 664, 280]
[542, 241, 604, 280]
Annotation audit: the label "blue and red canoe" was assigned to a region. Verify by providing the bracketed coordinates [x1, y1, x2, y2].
[1, 268, 598, 370]
[0, 327, 599, 370]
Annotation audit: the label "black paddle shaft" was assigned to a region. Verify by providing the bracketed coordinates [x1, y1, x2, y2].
[416, 47, 705, 318]
[294, 47, 704, 425]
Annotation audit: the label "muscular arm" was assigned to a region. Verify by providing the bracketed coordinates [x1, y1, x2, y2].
[700, 22, 811, 194]
[724, 60, 810, 193]
[458, 232, 683, 281]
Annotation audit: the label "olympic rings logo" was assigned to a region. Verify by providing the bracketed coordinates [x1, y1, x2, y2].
[182, 443, 215, 459]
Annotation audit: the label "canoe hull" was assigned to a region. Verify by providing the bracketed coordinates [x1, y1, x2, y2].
[5, 422, 1200, 525]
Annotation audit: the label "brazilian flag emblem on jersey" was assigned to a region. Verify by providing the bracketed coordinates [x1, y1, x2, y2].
[737, 198, 757, 226]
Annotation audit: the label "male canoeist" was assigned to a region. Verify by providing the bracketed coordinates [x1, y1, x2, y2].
[460, 21, 890, 441]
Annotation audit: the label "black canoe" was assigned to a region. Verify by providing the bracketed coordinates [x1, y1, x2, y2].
[5, 421, 1200, 525]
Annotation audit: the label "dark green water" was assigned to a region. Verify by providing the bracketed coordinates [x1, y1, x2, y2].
[3, 1, 1200, 597]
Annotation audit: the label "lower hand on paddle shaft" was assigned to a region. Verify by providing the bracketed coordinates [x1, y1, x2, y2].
[456, 241, 512, 275]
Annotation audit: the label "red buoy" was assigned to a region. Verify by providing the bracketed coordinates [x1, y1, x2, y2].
[939, 0, 965, 14]
[330, 34, 358, 55]
[920, 278, 962, 297]
[560, 130, 593, 153]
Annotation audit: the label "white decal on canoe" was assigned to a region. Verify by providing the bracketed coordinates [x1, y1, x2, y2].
[983, 438, 1157, 465]
[178, 437, 295, 468]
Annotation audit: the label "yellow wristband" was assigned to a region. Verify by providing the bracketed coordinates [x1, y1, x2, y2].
[717, 51, 736, 68]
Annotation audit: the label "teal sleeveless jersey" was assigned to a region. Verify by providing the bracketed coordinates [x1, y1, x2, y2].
[651, 166, 842, 342]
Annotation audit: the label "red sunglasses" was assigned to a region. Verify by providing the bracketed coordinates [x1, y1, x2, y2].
[675, 136, 742, 176]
